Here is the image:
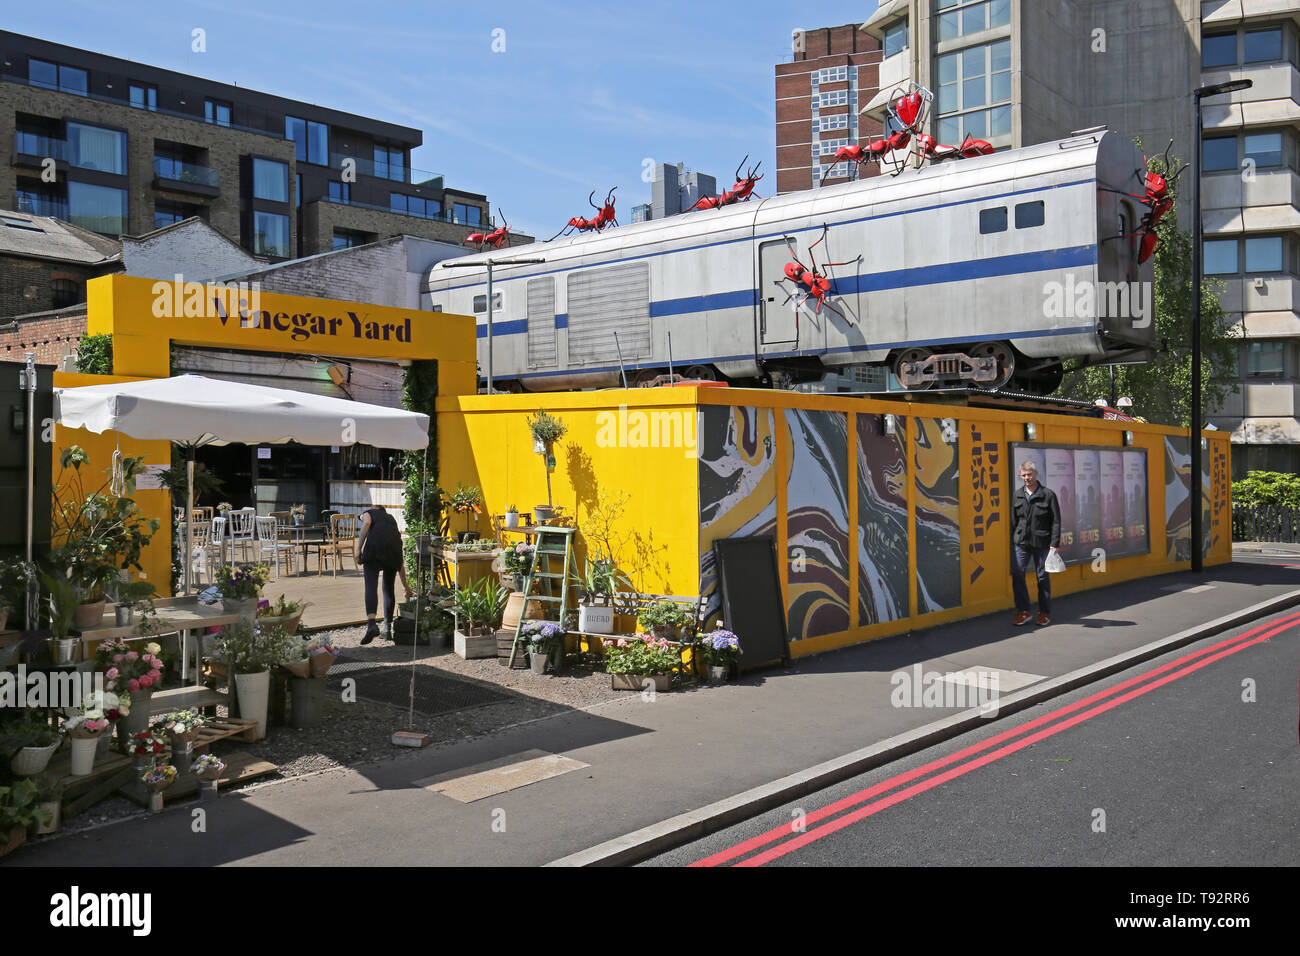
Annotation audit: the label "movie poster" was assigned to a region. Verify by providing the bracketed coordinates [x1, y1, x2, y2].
[1044, 447, 1077, 562]
[1099, 449, 1125, 557]
[1073, 449, 1102, 559]
[1122, 449, 1148, 558]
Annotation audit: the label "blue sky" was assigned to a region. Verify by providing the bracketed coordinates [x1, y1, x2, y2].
[9, 0, 879, 242]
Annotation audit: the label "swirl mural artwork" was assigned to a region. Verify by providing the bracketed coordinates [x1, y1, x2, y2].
[1164, 435, 1210, 563]
[857, 414, 909, 626]
[698, 405, 777, 624]
[785, 408, 851, 639]
[914, 417, 961, 613]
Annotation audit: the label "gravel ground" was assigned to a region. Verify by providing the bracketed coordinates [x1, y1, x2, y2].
[47, 624, 628, 838]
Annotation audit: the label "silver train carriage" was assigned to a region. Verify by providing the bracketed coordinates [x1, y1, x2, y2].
[423, 128, 1156, 393]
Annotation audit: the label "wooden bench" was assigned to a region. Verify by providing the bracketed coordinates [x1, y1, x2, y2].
[566, 592, 709, 681]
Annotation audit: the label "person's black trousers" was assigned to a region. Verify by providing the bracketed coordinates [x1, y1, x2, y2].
[363, 562, 397, 621]
[1010, 544, 1051, 615]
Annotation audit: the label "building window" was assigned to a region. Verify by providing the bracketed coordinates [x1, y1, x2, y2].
[818, 114, 849, 132]
[1244, 132, 1283, 168]
[129, 83, 157, 110]
[67, 181, 127, 235]
[66, 122, 127, 175]
[816, 137, 850, 158]
[1248, 341, 1285, 377]
[472, 292, 504, 314]
[51, 279, 82, 309]
[15, 179, 67, 219]
[154, 200, 203, 230]
[285, 116, 329, 165]
[1203, 239, 1238, 275]
[252, 158, 289, 202]
[205, 99, 232, 127]
[29, 58, 88, 95]
[816, 66, 848, 84]
[1202, 136, 1238, 171]
[883, 19, 909, 58]
[332, 229, 370, 250]
[15, 117, 65, 160]
[979, 206, 1007, 233]
[1245, 236, 1283, 272]
[328, 181, 351, 202]
[295, 173, 301, 209]
[937, 38, 1012, 143]
[454, 203, 483, 226]
[251, 211, 290, 257]
[1244, 28, 1283, 63]
[1015, 200, 1045, 228]
[936, 0, 1011, 42]
[817, 89, 849, 108]
[1202, 33, 1237, 68]
[374, 145, 406, 182]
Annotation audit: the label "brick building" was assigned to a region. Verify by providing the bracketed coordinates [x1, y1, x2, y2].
[776, 24, 884, 194]
[0, 30, 530, 262]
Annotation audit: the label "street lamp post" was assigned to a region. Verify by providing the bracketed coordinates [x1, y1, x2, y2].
[440, 255, 546, 392]
[1192, 78, 1252, 572]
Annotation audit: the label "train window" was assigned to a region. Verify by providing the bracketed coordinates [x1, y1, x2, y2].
[1015, 201, 1045, 228]
[979, 207, 1007, 233]
[472, 292, 503, 313]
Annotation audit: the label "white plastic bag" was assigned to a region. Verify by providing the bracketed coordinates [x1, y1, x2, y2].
[1044, 550, 1066, 573]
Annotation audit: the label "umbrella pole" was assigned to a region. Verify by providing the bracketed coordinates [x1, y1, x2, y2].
[186, 448, 195, 596]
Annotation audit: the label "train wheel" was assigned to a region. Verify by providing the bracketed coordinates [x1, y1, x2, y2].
[632, 369, 660, 388]
[894, 347, 933, 390]
[971, 342, 1015, 390]
[683, 364, 716, 381]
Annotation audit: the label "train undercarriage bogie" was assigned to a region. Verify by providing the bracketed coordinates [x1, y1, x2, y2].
[892, 340, 1016, 391]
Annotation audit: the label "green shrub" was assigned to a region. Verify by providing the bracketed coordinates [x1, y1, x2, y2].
[1232, 471, 1300, 510]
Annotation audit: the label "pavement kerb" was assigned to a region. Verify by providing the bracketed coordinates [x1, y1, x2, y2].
[546, 586, 1300, 867]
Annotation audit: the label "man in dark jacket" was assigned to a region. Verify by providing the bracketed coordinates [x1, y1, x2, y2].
[1010, 460, 1061, 626]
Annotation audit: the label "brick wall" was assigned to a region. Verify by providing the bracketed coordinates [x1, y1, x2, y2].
[0, 253, 118, 318]
[0, 308, 89, 366]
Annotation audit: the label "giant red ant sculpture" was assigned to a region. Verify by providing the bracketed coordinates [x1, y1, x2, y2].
[548, 188, 617, 240]
[1103, 140, 1186, 264]
[833, 84, 992, 179]
[689, 155, 763, 210]
[774, 226, 861, 321]
[466, 208, 511, 250]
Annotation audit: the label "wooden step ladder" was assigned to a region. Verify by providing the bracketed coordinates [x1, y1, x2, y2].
[508, 526, 575, 667]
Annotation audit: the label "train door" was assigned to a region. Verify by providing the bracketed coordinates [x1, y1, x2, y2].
[759, 237, 799, 349]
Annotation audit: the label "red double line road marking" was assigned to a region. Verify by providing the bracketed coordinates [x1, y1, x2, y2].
[693, 609, 1300, 868]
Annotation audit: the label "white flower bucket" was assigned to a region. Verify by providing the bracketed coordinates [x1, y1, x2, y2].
[234, 670, 271, 739]
[69, 736, 98, 777]
[578, 604, 614, 634]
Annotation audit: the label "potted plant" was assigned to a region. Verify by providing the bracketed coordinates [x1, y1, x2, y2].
[701, 627, 741, 682]
[259, 595, 308, 634]
[216, 501, 233, 516]
[65, 698, 113, 776]
[0, 779, 51, 857]
[194, 753, 226, 781]
[504, 504, 520, 530]
[114, 579, 156, 627]
[0, 557, 29, 632]
[448, 484, 483, 540]
[527, 410, 567, 521]
[522, 621, 564, 675]
[39, 567, 82, 665]
[216, 622, 299, 740]
[217, 563, 271, 625]
[604, 634, 679, 691]
[290, 503, 307, 527]
[452, 578, 509, 637]
[141, 764, 177, 812]
[638, 601, 691, 642]
[48, 447, 159, 631]
[1, 715, 61, 777]
[573, 556, 621, 634]
[32, 777, 63, 836]
[501, 541, 535, 593]
[95, 638, 164, 745]
[157, 708, 205, 774]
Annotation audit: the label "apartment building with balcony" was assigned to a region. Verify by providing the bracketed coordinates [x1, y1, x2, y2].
[0, 31, 527, 265]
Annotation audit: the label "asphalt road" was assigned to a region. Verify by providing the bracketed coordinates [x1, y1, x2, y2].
[646, 598, 1300, 868]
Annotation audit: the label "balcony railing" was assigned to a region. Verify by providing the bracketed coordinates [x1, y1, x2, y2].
[153, 156, 220, 188]
[327, 152, 444, 187]
[315, 194, 490, 227]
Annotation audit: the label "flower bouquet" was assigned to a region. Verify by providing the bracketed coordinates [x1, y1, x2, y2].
[64, 714, 110, 739]
[306, 634, 339, 678]
[216, 563, 270, 601]
[193, 754, 226, 781]
[157, 708, 205, 743]
[701, 627, 740, 682]
[129, 730, 167, 762]
[141, 764, 177, 793]
[95, 639, 164, 698]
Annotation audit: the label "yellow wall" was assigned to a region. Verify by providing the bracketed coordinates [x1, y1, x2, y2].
[443, 390, 702, 596]
[67, 275, 476, 594]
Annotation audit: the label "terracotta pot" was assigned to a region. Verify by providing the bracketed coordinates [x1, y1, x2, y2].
[74, 599, 106, 631]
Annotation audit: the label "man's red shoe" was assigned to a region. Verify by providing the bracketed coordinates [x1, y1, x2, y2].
[1037, 613, 1050, 625]
[1014, 611, 1032, 626]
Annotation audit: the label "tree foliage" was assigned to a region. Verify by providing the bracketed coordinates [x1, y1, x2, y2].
[75, 334, 113, 375]
[1056, 148, 1240, 425]
[1231, 470, 1300, 510]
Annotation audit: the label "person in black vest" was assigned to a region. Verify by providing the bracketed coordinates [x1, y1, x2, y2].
[357, 504, 413, 644]
[1010, 460, 1061, 626]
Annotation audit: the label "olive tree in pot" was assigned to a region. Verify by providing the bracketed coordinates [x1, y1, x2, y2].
[527, 410, 566, 522]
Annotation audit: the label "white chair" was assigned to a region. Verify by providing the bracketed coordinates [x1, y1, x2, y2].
[228, 508, 256, 562]
[188, 523, 213, 585]
[210, 516, 228, 569]
[255, 516, 296, 579]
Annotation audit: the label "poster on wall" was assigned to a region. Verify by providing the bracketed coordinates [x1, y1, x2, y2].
[1011, 443, 1149, 567]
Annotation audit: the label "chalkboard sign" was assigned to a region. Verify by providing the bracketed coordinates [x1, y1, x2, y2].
[713, 536, 789, 671]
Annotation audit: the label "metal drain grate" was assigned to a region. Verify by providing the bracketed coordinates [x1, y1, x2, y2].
[328, 665, 511, 716]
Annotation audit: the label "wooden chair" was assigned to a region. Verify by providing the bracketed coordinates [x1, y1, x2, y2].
[269, 510, 291, 526]
[322, 513, 358, 576]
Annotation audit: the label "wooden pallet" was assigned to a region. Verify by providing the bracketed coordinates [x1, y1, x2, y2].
[190, 717, 258, 750]
[119, 751, 277, 805]
[41, 752, 135, 819]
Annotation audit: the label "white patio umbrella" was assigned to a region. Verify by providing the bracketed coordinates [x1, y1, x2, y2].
[54, 374, 430, 594]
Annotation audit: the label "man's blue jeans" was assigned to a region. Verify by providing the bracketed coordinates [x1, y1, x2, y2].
[1011, 544, 1051, 615]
